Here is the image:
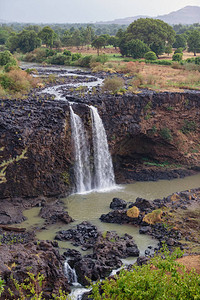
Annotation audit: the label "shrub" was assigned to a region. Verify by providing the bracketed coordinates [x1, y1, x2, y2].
[144, 51, 157, 61]
[71, 53, 82, 61]
[150, 59, 172, 66]
[47, 53, 69, 65]
[95, 54, 108, 64]
[160, 127, 173, 141]
[91, 247, 200, 300]
[127, 206, 140, 218]
[143, 209, 163, 224]
[63, 49, 71, 56]
[77, 55, 92, 67]
[195, 57, 200, 65]
[102, 76, 125, 93]
[174, 47, 183, 54]
[172, 53, 183, 62]
[0, 50, 16, 66]
[0, 69, 38, 93]
[181, 120, 197, 134]
[0, 277, 4, 296]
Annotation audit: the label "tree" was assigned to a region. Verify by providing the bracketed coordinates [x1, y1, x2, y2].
[165, 45, 172, 56]
[6, 30, 41, 53]
[187, 30, 200, 56]
[125, 18, 175, 57]
[17, 30, 41, 53]
[38, 26, 55, 48]
[173, 34, 187, 49]
[91, 36, 106, 55]
[126, 39, 150, 59]
[0, 29, 10, 45]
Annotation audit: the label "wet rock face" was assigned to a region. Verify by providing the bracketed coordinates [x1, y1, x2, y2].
[1, 71, 200, 201]
[0, 240, 70, 299]
[0, 98, 74, 200]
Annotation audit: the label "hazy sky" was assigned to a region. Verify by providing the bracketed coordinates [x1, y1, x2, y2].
[0, 0, 200, 23]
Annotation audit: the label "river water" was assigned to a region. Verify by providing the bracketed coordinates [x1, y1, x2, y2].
[20, 173, 200, 258]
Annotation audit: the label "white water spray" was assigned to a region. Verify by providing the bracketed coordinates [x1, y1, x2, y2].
[70, 106, 92, 193]
[90, 105, 115, 189]
[64, 261, 78, 285]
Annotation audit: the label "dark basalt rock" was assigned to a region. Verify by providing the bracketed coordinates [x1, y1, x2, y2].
[55, 221, 99, 249]
[100, 210, 132, 224]
[110, 197, 127, 209]
[0, 241, 70, 299]
[39, 200, 73, 225]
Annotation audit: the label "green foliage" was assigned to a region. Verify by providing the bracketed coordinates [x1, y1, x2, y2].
[187, 30, 200, 56]
[0, 277, 5, 296]
[0, 50, 16, 66]
[91, 247, 200, 300]
[144, 51, 157, 61]
[160, 127, 173, 141]
[174, 47, 183, 54]
[77, 55, 92, 67]
[91, 36, 107, 55]
[126, 39, 150, 59]
[0, 148, 27, 184]
[181, 120, 197, 134]
[165, 44, 172, 55]
[172, 53, 183, 62]
[173, 34, 187, 49]
[6, 30, 41, 53]
[149, 59, 172, 66]
[71, 53, 82, 61]
[95, 54, 108, 64]
[124, 18, 175, 57]
[38, 26, 55, 48]
[4, 272, 70, 300]
[102, 76, 125, 93]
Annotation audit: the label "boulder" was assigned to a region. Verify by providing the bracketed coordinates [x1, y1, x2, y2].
[110, 198, 127, 209]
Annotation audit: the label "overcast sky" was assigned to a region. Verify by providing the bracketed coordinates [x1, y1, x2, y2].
[0, 0, 200, 23]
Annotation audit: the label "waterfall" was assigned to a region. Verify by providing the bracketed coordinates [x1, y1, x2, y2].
[70, 106, 92, 193]
[90, 105, 115, 189]
[64, 261, 78, 284]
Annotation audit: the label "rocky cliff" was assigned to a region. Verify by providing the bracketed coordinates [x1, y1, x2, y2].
[0, 90, 200, 201]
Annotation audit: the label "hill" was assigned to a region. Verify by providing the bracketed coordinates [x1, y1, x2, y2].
[97, 6, 200, 25]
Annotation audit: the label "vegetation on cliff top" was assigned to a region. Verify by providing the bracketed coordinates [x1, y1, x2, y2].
[91, 246, 200, 299]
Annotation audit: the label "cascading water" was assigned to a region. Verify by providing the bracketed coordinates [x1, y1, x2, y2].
[64, 260, 78, 284]
[70, 106, 92, 193]
[70, 105, 115, 193]
[90, 105, 115, 190]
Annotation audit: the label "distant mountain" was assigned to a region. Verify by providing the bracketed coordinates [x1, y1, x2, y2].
[97, 6, 200, 25]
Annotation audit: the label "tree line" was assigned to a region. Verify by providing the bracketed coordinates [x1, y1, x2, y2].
[0, 19, 200, 57]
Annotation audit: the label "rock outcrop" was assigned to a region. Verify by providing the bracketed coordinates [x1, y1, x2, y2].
[0, 70, 200, 201]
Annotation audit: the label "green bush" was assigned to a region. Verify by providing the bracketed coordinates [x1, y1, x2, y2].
[181, 120, 197, 134]
[144, 51, 157, 61]
[172, 53, 183, 62]
[47, 53, 70, 65]
[91, 247, 200, 300]
[0, 277, 4, 296]
[71, 53, 82, 61]
[63, 49, 71, 56]
[77, 55, 92, 67]
[160, 127, 173, 141]
[148, 59, 173, 66]
[102, 76, 125, 93]
[95, 54, 109, 64]
[0, 50, 17, 67]
[174, 47, 183, 54]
